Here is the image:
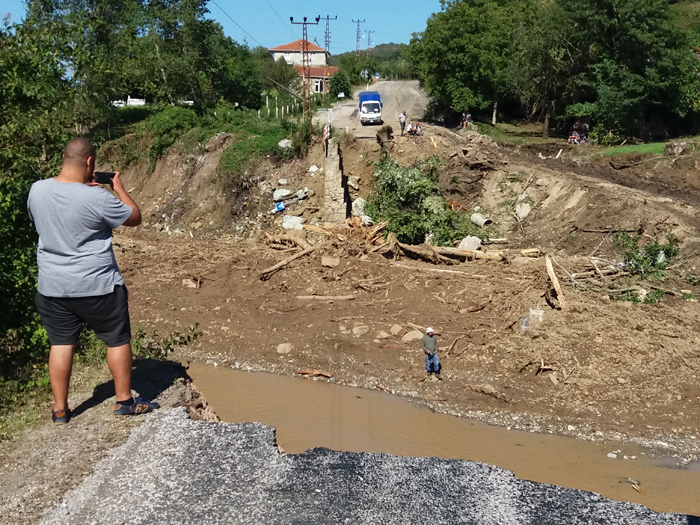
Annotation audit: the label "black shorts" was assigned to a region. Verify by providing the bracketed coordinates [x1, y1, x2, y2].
[35, 285, 131, 347]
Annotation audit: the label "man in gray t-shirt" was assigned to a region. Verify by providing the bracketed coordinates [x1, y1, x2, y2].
[28, 138, 159, 424]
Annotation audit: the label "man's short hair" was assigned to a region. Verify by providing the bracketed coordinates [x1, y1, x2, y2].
[63, 138, 96, 164]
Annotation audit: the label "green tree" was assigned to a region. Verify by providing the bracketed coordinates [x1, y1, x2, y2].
[0, 16, 70, 389]
[560, 0, 700, 138]
[407, 0, 529, 125]
[329, 71, 352, 98]
[1, 0, 267, 396]
[264, 57, 301, 94]
[506, 2, 574, 137]
[559, 0, 700, 135]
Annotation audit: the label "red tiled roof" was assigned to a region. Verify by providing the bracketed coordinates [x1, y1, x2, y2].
[293, 66, 339, 78]
[269, 39, 327, 53]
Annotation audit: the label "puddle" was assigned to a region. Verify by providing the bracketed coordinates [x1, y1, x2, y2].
[187, 361, 700, 516]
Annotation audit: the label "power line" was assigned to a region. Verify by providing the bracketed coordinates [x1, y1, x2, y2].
[366, 29, 375, 59]
[266, 0, 298, 38]
[210, 0, 263, 47]
[321, 15, 337, 104]
[290, 16, 321, 132]
[352, 19, 365, 59]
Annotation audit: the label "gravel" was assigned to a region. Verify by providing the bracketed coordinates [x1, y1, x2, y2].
[42, 409, 697, 525]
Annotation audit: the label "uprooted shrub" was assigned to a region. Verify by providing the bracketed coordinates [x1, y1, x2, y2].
[364, 157, 486, 246]
[613, 232, 679, 280]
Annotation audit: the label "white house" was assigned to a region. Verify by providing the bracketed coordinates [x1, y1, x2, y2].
[269, 39, 339, 93]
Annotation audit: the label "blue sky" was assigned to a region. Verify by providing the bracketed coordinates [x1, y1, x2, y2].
[3, 0, 442, 54]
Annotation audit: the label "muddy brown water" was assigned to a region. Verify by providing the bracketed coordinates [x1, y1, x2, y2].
[187, 361, 700, 516]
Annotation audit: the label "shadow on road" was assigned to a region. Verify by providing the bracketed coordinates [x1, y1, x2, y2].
[72, 359, 187, 418]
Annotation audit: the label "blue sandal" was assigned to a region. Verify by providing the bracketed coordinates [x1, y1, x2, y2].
[52, 408, 72, 425]
[114, 397, 159, 416]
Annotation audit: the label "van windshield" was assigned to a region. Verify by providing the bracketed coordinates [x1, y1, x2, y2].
[363, 102, 381, 113]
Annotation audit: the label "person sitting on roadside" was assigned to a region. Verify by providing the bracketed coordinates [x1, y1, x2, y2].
[27, 138, 160, 425]
[580, 123, 589, 144]
[415, 122, 424, 136]
[406, 122, 414, 135]
[568, 130, 581, 145]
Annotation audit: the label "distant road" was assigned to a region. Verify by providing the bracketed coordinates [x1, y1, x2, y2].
[314, 80, 430, 138]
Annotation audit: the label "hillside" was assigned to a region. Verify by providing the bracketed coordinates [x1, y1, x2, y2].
[329, 42, 405, 65]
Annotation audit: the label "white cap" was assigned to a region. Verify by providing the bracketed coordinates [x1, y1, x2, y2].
[426, 327, 434, 334]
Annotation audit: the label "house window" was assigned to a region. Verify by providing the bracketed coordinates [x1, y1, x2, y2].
[314, 79, 323, 93]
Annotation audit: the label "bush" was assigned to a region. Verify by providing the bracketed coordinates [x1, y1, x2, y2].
[329, 71, 352, 99]
[613, 232, 679, 280]
[365, 157, 486, 245]
[217, 118, 293, 186]
[143, 107, 199, 159]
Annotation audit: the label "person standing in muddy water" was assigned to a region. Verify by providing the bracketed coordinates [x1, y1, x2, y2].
[28, 138, 160, 425]
[422, 327, 442, 380]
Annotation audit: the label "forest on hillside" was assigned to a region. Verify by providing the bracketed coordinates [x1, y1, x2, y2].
[331, 43, 415, 81]
[406, 0, 700, 140]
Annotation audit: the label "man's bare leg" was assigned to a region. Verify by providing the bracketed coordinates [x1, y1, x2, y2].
[49, 344, 76, 411]
[107, 343, 133, 402]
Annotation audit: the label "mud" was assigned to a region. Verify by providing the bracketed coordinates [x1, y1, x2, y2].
[187, 360, 700, 516]
[105, 102, 700, 514]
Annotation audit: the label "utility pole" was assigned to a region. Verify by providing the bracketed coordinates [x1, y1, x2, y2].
[290, 16, 321, 132]
[366, 29, 375, 59]
[321, 15, 337, 104]
[352, 19, 365, 60]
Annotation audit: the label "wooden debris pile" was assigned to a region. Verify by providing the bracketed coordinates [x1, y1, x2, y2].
[258, 217, 546, 282]
[372, 232, 505, 264]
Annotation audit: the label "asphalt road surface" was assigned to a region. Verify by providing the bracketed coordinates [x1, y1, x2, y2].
[42, 409, 697, 524]
[314, 80, 430, 138]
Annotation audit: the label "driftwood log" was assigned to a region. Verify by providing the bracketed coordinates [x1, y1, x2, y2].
[296, 295, 355, 301]
[373, 233, 504, 265]
[433, 246, 505, 261]
[264, 233, 311, 250]
[259, 244, 322, 280]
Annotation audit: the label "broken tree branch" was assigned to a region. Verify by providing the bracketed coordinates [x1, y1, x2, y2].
[259, 243, 322, 280]
[296, 295, 355, 301]
[264, 233, 311, 250]
[545, 254, 566, 308]
[444, 335, 466, 358]
[433, 246, 505, 261]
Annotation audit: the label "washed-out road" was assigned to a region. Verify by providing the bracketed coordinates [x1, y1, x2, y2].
[314, 80, 430, 138]
[42, 409, 697, 524]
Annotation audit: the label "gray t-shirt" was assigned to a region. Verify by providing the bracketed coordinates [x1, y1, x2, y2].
[27, 178, 132, 298]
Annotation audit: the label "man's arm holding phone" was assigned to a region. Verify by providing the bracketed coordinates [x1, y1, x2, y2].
[111, 172, 141, 227]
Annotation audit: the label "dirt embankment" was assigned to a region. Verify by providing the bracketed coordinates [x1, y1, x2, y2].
[4, 120, 700, 522]
[106, 124, 700, 462]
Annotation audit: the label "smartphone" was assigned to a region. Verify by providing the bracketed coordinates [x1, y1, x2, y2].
[94, 172, 116, 184]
